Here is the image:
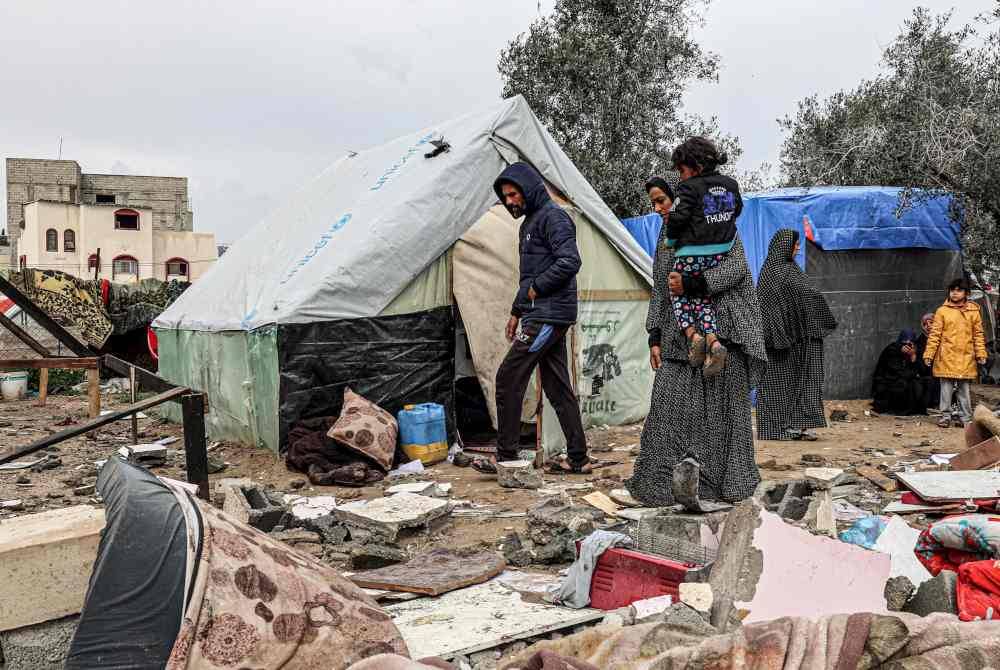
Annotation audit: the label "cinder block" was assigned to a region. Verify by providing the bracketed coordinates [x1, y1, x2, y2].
[0, 506, 105, 632]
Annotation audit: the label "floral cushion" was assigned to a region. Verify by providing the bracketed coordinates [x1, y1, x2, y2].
[327, 389, 398, 471]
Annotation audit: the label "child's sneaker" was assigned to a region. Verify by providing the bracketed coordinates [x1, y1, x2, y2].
[688, 333, 707, 367]
[704, 342, 728, 378]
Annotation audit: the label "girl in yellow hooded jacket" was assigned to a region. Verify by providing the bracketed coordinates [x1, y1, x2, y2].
[923, 277, 987, 427]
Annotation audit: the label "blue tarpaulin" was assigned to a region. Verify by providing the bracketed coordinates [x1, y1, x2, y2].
[621, 186, 961, 280]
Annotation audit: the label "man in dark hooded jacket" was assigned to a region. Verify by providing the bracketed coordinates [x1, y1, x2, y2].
[487, 162, 590, 473]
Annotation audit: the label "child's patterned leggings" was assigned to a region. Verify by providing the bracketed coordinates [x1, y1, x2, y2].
[670, 253, 725, 335]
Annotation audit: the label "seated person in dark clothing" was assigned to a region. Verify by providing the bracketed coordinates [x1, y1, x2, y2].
[915, 312, 941, 408]
[872, 329, 928, 415]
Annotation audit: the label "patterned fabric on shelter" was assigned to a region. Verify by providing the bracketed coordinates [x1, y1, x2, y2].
[10, 268, 112, 348]
[755, 229, 837, 440]
[625, 234, 765, 506]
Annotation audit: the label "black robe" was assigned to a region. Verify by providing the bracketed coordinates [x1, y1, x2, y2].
[871, 342, 928, 415]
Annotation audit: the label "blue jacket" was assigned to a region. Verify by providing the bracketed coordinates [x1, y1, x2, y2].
[494, 163, 582, 326]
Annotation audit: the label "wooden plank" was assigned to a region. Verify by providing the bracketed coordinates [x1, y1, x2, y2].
[895, 471, 1000, 502]
[0, 387, 189, 464]
[579, 289, 651, 302]
[856, 465, 898, 492]
[37, 368, 48, 406]
[0, 312, 52, 357]
[0, 358, 99, 370]
[0, 273, 93, 357]
[951, 437, 1000, 472]
[350, 549, 506, 596]
[87, 369, 100, 420]
[182, 393, 210, 501]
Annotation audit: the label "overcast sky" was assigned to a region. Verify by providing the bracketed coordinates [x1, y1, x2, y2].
[0, 0, 987, 244]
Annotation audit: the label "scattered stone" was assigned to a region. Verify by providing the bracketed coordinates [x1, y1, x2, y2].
[1, 499, 24, 511]
[16, 474, 30, 485]
[800, 453, 826, 466]
[451, 452, 473, 468]
[60, 475, 84, 489]
[47, 492, 65, 500]
[885, 575, 916, 612]
[385, 481, 447, 497]
[805, 489, 836, 537]
[270, 528, 324, 557]
[211, 477, 253, 507]
[289, 479, 307, 490]
[223, 485, 285, 532]
[632, 594, 674, 622]
[830, 409, 850, 422]
[283, 494, 337, 521]
[206, 455, 227, 474]
[0, 614, 79, 670]
[660, 603, 717, 636]
[903, 570, 958, 617]
[335, 492, 451, 542]
[600, 611, 626, 627]
[73, 484, 96, 497]
[496, 460, 543, 490]
[756, 480, 813, 522]
[469, 649, 499, 670]
[350, 544, 409, 571]
[521, 498, 607, 564]
[679, 582, 714, 614]
[805, 467, 846, 490]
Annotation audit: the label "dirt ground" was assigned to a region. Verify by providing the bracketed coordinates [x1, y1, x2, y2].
[2, 385, 999, 549]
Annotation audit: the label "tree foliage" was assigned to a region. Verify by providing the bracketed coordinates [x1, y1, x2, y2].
[779, 6, 1000, 278]
[499, 0, 739, 218]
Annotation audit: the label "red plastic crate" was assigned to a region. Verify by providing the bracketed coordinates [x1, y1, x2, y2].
[582, 545, 696, 611]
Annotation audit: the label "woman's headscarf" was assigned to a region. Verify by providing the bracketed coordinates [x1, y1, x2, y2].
[756, 229, 838, 350]
[898, 329, 917, 344]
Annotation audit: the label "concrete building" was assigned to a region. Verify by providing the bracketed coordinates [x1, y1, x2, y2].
[20, 201, 216, 282]
[5, 158, 214, 281]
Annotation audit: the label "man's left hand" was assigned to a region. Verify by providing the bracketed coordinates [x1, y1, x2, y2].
[527, 286, 538, 301]
[668, 272, 683, 297]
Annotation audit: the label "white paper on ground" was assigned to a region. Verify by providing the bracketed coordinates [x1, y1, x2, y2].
[930, 454, 958, 465]
[389, 460, 425, 477]
[873, 516, 932, 587]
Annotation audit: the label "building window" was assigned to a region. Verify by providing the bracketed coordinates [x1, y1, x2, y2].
[112, 255, 139, 279]
[114, 209, 140, 230]
[95, 194, 115, 204]
[88, 254, 99, 271]
[165, 258, 190, 280]
[63, 229, 76, 252]
[46, 229, 58, 252]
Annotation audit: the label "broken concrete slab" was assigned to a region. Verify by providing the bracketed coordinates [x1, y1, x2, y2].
[525, 498, 607, 564]
[223, 485, 285, 532]
[282, 494, 337, 521]
[0, 614, 79, 670]
[885, 576, 916, 612]
[632, 594, 674, 622]
[117, 444, 168, 461]
[660, 603, 718, 635]
[351, 548, 506, 596]
[496, 460, 544, 490]
[673, 458, 732, 513]
[385, 481, 449, 498]
[804, 489, 836, 537]
[805, 467, 846, 489]
[387, 579, 603, 660]
[350, 544, 408, 570]
[630, 509, 726, 565]
[709, 499, 889, 630]
[335, 492, 451, 542]
[0, 506, 105, 632]
[903, 570, 958, 617]
[678, 582, 713, 614]
[211, 477, 253, 507]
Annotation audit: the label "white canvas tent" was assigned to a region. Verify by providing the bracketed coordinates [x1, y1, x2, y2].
[154, 96, 655, 453]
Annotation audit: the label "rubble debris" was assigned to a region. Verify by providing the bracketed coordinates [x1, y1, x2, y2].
[631, 594, 674, 622]
[804, 467, 845, 489]
[496, 460, 544, 490]
[673, 458, 731, 513]
[385, 580, 604, 661]
[222, 484, 285, 532]
[269, 528, 324, 557]
[855, 465, 898, 492]
[495, 570, 561, 604]
[388, 459, 425, 479]
[800, 453, 827, 466]
[350, 548, 506, 596]
[832, 500, 869, 522]
[73, 484, 96, 497]
[804, 489, 836, 536]
[896, 471, 1000, 502]
[0, 614, 79, 670]
[885, 576, 916, 611]
[15, 474, 30, 485]
[630, 509, 725, 565]
[385, 481, 450, 497]
[709, 499, 890, 630]
[756, 480, 813, 521]
[830, 408, 850, 422]
[679, 582, 713, 614]
[873, 516, 932, 588]
[1, 499, 24, 511]
[335, 492, 451, 542]
[0, 506, 104, 632]
[210, 476, 252, 507]
[581, 491, 621, 517]
[117, 443, 167, 466]
[608, 488, 641, 508]
[660, 602, 718, 636]
[289, 478, 307, 490]
[282, 494, 337, 521]
[350, 544, 409, 570]
[903, 570, 958, 617]
[0, 457, 48, 471]
[452, 452, 473, 468]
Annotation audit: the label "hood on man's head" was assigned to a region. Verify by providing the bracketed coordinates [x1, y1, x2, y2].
[494, 162, 551, 217]
[766, 228, 798, 262]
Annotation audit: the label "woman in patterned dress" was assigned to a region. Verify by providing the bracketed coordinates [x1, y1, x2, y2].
[625, 179, 767, 506]
[754, 229, 837, 441]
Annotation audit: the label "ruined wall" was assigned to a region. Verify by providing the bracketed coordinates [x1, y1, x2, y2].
[5, 158, 82, 245]
[80, 173, 192, 232]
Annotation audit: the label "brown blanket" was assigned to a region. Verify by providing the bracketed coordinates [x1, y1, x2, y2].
[166, 494, 407, 669]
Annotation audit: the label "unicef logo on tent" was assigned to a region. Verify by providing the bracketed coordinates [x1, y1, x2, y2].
[279, 212, 353, 286]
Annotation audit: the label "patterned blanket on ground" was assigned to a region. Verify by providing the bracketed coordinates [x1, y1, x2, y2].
[166, 494, 408, 669]
[9, 269, 189, 349]
[352, 612, 1000, 670]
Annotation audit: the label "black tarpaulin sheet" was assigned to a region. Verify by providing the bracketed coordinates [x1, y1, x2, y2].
[278, 307, 456, 452]
[806, 243, 962, 400]
[66, 458, 193, 670]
